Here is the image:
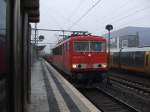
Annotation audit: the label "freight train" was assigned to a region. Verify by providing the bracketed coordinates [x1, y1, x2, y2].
[110, 47, 150, 75]
[49, 32, 108, 83]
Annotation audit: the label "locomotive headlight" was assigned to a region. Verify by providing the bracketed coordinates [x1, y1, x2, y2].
[101, 64, 107, 68]
[72, 64, 77, 68]
[88, 54, 91, 57]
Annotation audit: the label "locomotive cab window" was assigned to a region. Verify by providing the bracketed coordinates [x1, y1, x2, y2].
[90, 42, 106, 52]
[74, 41, 89, 51]
[74, 41, 106, 52]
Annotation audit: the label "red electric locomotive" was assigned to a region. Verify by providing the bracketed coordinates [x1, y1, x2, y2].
[50, 32, 108, 83]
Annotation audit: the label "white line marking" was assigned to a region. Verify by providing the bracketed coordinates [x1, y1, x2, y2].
[43, 62, 70, 112]
[45, 61, 101, 112]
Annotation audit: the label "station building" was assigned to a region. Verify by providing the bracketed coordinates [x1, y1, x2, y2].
[103, 26, 150, 49]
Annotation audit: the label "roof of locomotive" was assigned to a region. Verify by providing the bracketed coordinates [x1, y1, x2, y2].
[70, 35, 106, 41]
[54, 35, 106, 48]
[110, 47, 150, 52]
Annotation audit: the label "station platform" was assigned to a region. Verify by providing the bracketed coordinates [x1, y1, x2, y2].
[27, 59, 101, 112]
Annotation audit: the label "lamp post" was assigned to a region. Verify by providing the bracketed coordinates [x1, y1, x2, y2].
[105, 24, 113, 68]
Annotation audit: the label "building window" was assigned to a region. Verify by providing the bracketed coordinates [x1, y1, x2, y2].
[121, 40, 128, 48]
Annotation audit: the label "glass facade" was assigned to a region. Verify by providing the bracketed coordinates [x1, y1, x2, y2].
[0, 0, 7, 111]
[0, 0, 6, 74]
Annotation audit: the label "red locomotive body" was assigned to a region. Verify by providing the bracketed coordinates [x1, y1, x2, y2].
[51, 34, 108, 82]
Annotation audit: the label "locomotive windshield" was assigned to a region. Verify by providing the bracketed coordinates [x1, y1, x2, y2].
[74, 41, 89, 51]
[74, 41, 105, 52]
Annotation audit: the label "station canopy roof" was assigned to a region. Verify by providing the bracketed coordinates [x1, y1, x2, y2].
[22, 0, 40, 23]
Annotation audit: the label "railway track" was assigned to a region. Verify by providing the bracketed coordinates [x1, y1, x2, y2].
[47, 62, 150, 111]
[109, 76, 150, 97]
[79, 88, 138, 112]
[104, 72, 150, 112]
[109, 71, 150, 87]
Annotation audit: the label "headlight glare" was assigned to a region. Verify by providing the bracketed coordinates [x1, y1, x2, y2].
[72, 64, 77, 68]
[101, 64, 107, 68]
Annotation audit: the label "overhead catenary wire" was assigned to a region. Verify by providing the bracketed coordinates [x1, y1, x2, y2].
[110, 4, 150, 24]
[62, 0, 87, 29]
[114, 13, 150, 29]
[94, 3, 150, 33]
[40, 0, 150, 37]
[93, 0, 150, 31]
[93, 0, 131, 26]
[68, 0, 102, 30]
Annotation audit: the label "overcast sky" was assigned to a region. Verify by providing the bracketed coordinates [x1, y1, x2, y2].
[34, 0, 150, 52]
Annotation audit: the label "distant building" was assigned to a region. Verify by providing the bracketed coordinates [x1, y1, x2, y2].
[103, 26, 150, 48]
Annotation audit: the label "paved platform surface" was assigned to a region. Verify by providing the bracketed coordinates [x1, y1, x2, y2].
[27, 59, 101, 112]
[27, 60, 49, 112]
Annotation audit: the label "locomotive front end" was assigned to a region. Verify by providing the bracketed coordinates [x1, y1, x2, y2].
[70, 36, 108, 81]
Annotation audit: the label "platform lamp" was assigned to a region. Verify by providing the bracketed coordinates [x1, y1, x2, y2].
[105, 24, 113, 68]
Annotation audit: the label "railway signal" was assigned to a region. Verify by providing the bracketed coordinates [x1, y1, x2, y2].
[39, 35, 45, 41]
[105, 24, 113, 68]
